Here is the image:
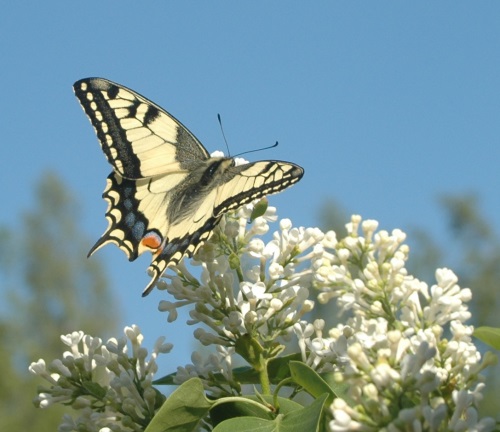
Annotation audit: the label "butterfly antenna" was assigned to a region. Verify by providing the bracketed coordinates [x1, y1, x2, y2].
[217, 113, 279, 158]
[217, 114, 231, 156]
[233, 141, 279, 158]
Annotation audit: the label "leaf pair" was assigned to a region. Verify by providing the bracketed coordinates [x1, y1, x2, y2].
[146, 360, 356, 431]
[145, 377, 328, 432]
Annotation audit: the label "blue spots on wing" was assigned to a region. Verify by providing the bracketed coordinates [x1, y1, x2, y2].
[132, 221, 145, 241]
[161, 241, 179, 257]
[125, 212, 135, 227]
[125, 212, 147, 242]
[124, 198, 133, 210]
[159, 237, 190, 258]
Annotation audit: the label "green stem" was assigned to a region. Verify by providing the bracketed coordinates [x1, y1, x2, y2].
[273, 378, 294, 410]
[235, 265, 244, 283]
[259, 358, 271, 395]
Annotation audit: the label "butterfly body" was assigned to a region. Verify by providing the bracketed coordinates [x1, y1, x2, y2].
[74, 78, 303, 295]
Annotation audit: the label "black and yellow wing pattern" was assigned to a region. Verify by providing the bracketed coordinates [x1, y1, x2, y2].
[74, 78, 304, 296]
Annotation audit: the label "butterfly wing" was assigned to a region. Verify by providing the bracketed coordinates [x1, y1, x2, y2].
[87, 158, 229, 289]
[73, 77, 210, 179]
[213, 160, 304, 216]
[143, 159, 304, 296]
[87, 171, 190, 262]
[74, 77, 212, 278]
[74, 77, 304, 296]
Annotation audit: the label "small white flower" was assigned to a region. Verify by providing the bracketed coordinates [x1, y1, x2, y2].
[158, 300, 178, 322]
[31, 326, 169, 430]
[31, 209, 495, 432]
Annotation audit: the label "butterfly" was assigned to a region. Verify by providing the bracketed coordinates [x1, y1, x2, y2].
[73, 78, 304, 296]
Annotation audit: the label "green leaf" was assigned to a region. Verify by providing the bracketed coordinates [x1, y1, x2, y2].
[211, 394, 303, 426]
[233, 353, 303, 385]
[213, 393, 328, 432]
[267, 353, 302, 382]
[210, 396, 274, 425]
[289, 361, 336, 405]
[251, 395, 303, 414]
[235, 334, 265, 369]
[145, 378, 213, 432]
[279, 394, 327, 432]
[81, 380, 107, 399]
[250, 198, 269, 221]
[320, 372, 355, 406]
[215, 417, 273, 432]
[153, 373, 176, 386]
[474, 326, 500, 350]
[154, 353, 303, 387]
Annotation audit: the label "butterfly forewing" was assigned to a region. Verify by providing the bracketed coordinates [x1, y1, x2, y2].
[213, 161, 304, 216]
[74, 77, 304, 295]
[73, 78, 209, 179]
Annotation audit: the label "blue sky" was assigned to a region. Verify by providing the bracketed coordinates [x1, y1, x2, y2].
[2, 3, 499, 374]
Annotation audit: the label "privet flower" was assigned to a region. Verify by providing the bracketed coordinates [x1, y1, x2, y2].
[30, 325, 171, 432]
[30, 205, 495, 431]
[305, 215, 496, 431]
[158, 209, 494, 430]
[157, 203, 317, 392]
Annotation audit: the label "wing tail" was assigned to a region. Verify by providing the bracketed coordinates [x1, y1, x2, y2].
[141, 216, 221, 296]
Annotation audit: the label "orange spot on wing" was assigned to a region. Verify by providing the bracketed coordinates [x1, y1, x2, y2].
[141, 233, 162, 250]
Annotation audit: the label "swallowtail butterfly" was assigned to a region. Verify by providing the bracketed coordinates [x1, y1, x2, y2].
[74, 78, 304, 296]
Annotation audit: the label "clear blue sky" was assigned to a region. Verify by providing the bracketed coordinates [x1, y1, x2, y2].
[2, 3, 499, 373]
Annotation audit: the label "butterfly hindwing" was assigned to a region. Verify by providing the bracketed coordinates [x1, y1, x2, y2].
[87, 159, 227, 263]
[145, 213, 221, 296]
[74, 77, 304, 295]
[88, 171, 182, 262]
[140, 159, 304, 295]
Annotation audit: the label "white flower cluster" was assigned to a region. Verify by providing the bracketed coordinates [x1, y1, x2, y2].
[157, 203, 321, 389]
[29, 325, 172, 432]
[174, 345, 239, 396]
[29, 206, 496, 431]
[297, 215, 496, 431]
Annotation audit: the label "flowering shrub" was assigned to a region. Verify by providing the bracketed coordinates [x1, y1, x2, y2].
[30, 203, 497, 431]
